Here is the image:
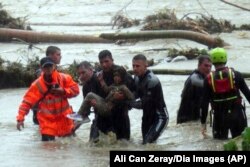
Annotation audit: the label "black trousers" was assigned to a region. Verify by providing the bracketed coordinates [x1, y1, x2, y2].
[41, 134, 55, 141]
[213, 104, 247, 139]
[142, 117, 167, 144]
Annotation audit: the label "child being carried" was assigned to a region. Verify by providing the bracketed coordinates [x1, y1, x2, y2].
[67, 67, 134, 122]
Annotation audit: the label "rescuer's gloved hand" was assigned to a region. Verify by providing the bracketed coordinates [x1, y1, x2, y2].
[17, 120, 24, 131]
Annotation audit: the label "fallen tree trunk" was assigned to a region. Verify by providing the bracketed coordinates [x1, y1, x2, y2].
[128, 68, 250, 78]
[100, 30, 228, 48]
[127, 69, 193, 76]
[29, 22, 112, 26]
[0, 28, 112, 43]
[0, 28, 227, 47]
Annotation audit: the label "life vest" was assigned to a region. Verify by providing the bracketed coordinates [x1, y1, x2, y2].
[207, 67, 238, 103]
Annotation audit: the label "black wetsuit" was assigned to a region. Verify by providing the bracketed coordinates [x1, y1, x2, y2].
[177, 70, 206, 124]
[201, 67, 249, 139]
[81, 73, 109, 141]
[134, 70, 169, 144]
[97, 65, 135, 140]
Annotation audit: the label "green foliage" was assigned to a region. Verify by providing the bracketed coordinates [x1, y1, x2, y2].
[241, 127, 250, 151]
[0, 56, 39, 89]
[223, 140, 238, 151]
[223, 127, 250, 151]
[61, 60, 79, 82]
[0, 56, 4, 68]
[25, 56, 40, 76]
[242, 140, 250, 151]
[0, 56, 92, 89]
[241, 127, 250, 141]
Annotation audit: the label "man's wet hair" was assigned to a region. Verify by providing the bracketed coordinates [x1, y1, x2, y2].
[98, 50, 113, 60]
[77, 61, 93, 70]
[133, 54, 147, 62]
[198, 55, 211, 65]
[46, 46, 60, 56]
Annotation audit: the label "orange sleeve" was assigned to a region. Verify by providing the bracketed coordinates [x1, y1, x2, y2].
[16, 81, 43, 122]
[63, 74, 79, 98]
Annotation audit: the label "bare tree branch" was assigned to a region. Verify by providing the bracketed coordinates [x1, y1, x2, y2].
[220, 0, 250, 12]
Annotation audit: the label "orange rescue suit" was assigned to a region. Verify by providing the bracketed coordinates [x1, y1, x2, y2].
[17, 70, 79, 136]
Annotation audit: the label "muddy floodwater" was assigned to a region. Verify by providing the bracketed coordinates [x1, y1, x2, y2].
[0, 0, 250, 167]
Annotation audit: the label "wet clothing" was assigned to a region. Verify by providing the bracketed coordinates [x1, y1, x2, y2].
[134, 70, 169, 144]
[78, 85, 134, 117]
[80, 73, 104, 141]
[42, 134, 55, 141]
[82, 73, 102, 98]
[17, 70, 79, 138]
[201, 67, 249, 139]
[32, 69, 42, 125]
[32, 103, 39, 125]
[177, 70, 206, 124]
[97, 65, 135, 140]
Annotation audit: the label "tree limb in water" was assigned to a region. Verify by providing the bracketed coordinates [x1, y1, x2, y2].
[0, 28, 228, 48]
[29, 23, 112, 26]
[220, 0, 250, 12]
[0, 28, 112, 43]
[100, 30, 228, 48]
[128, 68, 250, 78]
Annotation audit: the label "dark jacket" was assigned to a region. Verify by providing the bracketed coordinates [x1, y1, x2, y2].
[177, 70, 206, 124]
[82, 73, 102, 97]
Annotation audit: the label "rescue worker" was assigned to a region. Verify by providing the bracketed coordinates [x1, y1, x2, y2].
[16, 57, 79, 141]
[177, 55, 212, 124]
[132, 54, 169, 144]
[32, 46, 62, 124]
[201, 48, 250, 139]
[96, 50, 135, 140]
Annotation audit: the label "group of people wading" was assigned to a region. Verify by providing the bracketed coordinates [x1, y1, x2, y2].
[16, 46, 249, 144]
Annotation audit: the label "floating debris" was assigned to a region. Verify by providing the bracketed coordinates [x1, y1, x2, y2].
[142, 8, 235, 34]
[0, 3, 28, 29]
[111, 13, 140, 29]
[166, 48, 209, 61]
